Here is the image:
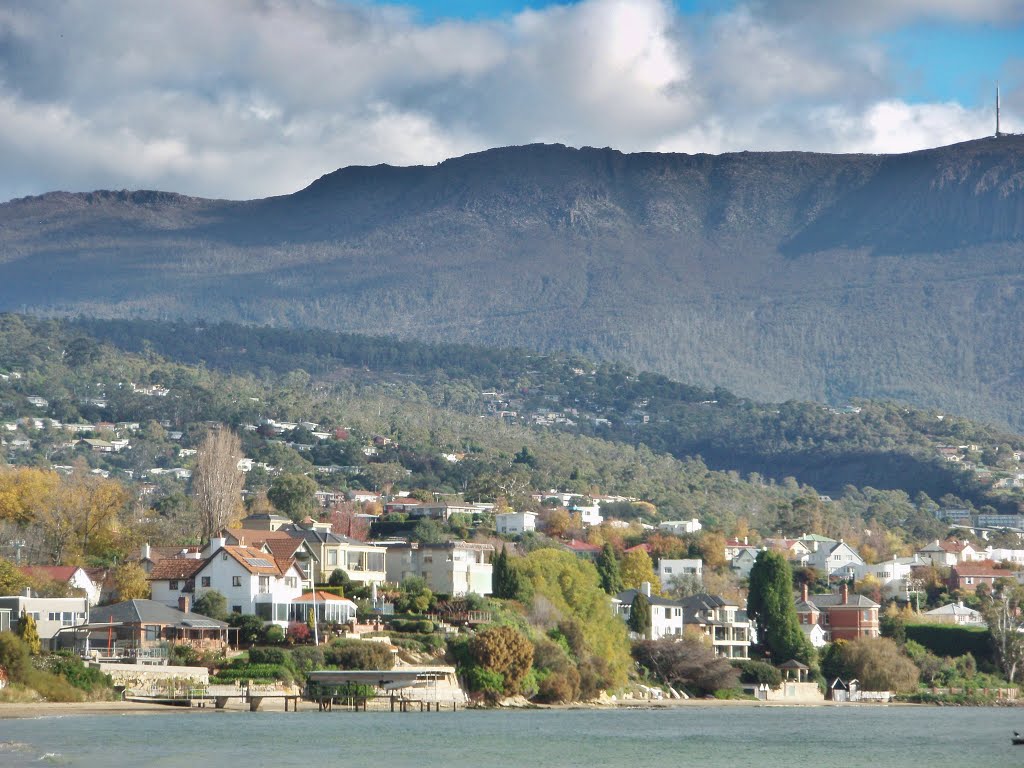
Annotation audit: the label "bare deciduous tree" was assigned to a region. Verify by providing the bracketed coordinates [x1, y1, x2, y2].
[192, 428, 244, 542]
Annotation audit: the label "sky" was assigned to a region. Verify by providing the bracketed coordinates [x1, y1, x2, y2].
[0, 0, 1021, 202]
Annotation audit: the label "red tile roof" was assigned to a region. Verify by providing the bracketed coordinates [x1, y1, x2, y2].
[20, 565, 83, 583]
[564, 539, 601, 553]
[147, 558, 205, 581]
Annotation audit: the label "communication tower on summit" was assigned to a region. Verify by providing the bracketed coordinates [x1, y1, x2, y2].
[996, 84, 1002, 138]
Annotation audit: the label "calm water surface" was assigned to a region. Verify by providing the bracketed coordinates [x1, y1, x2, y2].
[2, 706, 1023, 767]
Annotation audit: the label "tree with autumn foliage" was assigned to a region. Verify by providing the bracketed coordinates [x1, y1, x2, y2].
[620, 549, 660, 594]
[466, 625, 534, 699]
[112, 561, 151, 601]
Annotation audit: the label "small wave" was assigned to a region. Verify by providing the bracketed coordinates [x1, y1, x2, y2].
[36, 752, 68, 764]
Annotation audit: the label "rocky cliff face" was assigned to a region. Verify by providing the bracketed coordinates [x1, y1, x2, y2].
[2, 136, 1024, 425]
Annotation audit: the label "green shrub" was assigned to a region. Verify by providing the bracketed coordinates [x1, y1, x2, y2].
[734, 659, 783, 689]
[0, 631, 31, 684]
[290, 646, 326, 674]
[210, 663, 293, 684]
[465, 666, 504, 700]
[324, 639, 394, 670]
[904, 624, 993, 664]
[169, 644, 200, 667]
[248, 647, 288, 666]
[261, 624, 286, 645]
[32, 652, 112, 695]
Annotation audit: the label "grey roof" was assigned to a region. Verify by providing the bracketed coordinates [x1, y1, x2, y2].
[807, 592, 879, 609]
[92, 599, 227, 629]
[280, 524, 363, 546]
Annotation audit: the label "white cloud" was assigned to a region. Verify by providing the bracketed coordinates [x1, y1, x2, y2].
[0, 0, 1017, 201]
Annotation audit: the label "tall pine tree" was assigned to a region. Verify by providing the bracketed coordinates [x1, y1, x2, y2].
[627, 592, 651, 640]
[747, 550, 813, 665]
[493, 545, 522, 600]
[596, 543, 624, 594]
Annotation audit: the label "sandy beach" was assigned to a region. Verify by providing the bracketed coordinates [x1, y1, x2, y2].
[0, 697, 302, 719]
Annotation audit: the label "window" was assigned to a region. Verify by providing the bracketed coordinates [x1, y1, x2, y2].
[169, 580, 179, 590]
[201, 577, 211, 587]
[144, 625, 160, 641]
[232, 576, 242, 587]
[285, 577, 297, 588]
[258, 575, 270, 594]
[232, 605, 242, 614]
[327, 551, 338, 566]
[664, 566, 673, 574]
[48, 612, 61, 622]
[664, 607, 672, 618]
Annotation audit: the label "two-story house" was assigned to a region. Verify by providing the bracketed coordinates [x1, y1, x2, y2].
[795, 583, 879, 642]
[679, 594, 751, 659]
[613, 584, 684, 640]
[149, 539, 303, 626]
[385, 541, 493, 596]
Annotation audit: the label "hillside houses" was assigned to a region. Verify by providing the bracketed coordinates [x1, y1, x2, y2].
[613, 585, 751, 658]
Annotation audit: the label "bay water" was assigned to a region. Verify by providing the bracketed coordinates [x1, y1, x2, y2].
[2, 705, 1022, 767]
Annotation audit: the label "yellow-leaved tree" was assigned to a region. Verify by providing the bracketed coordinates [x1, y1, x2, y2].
[620, 549, 661, 594]
[517, 549, 632, 693]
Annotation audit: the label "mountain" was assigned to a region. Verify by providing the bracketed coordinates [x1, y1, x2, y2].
[2, 137, 1024, 426]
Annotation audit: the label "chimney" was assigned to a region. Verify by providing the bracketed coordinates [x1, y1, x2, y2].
[841, 583, 849, 605]
[206, 536, 227, 556]
[743, 536, 748, 546]
[801, 583, 809, 603]
[141, 543, 151, 561]
[641, 581, 651, 597]
[178, 595, 190, 614]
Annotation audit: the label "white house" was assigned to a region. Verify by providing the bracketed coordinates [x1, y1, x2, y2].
[730, 548, 760, 578]
[657, 519, 703, 535]
[851, 555, 924, 599]
[385, 541, 493, 596]
[806, 540, 865, 576]
[19, 566, 103, 606]
[657, 558, 703, 587]
[0, 595, 90, 651]
[614, 584, 684, 640]
[148, 539, 303, 626]
[495, 511, 538, 535]
[924, 602, 985, 626]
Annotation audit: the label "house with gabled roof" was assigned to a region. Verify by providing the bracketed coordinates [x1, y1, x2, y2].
[947, 560, 1015, 594]
[805, 539, 865, 577]
[923, 602, 985, 626]
[148, 537, 303, 626]
[613, 584, 684, 640]
[679, 593, 751, 659]
[19, 565, 102, 606]
[795, 583, 879, 642]
[918, 539, 981, 567]
[562, 539, 602, 559]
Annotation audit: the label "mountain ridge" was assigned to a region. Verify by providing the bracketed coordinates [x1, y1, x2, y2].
[2, 136, 1024, 427]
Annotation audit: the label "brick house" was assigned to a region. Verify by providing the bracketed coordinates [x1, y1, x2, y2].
[795, 583, 879, 642]
[947, 560, 1012, 593]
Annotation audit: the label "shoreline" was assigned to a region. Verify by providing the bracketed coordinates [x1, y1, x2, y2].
[0, 696, 933, 719]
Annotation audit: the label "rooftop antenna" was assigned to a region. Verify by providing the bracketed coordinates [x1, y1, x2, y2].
[996, 84, 1002, 138]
